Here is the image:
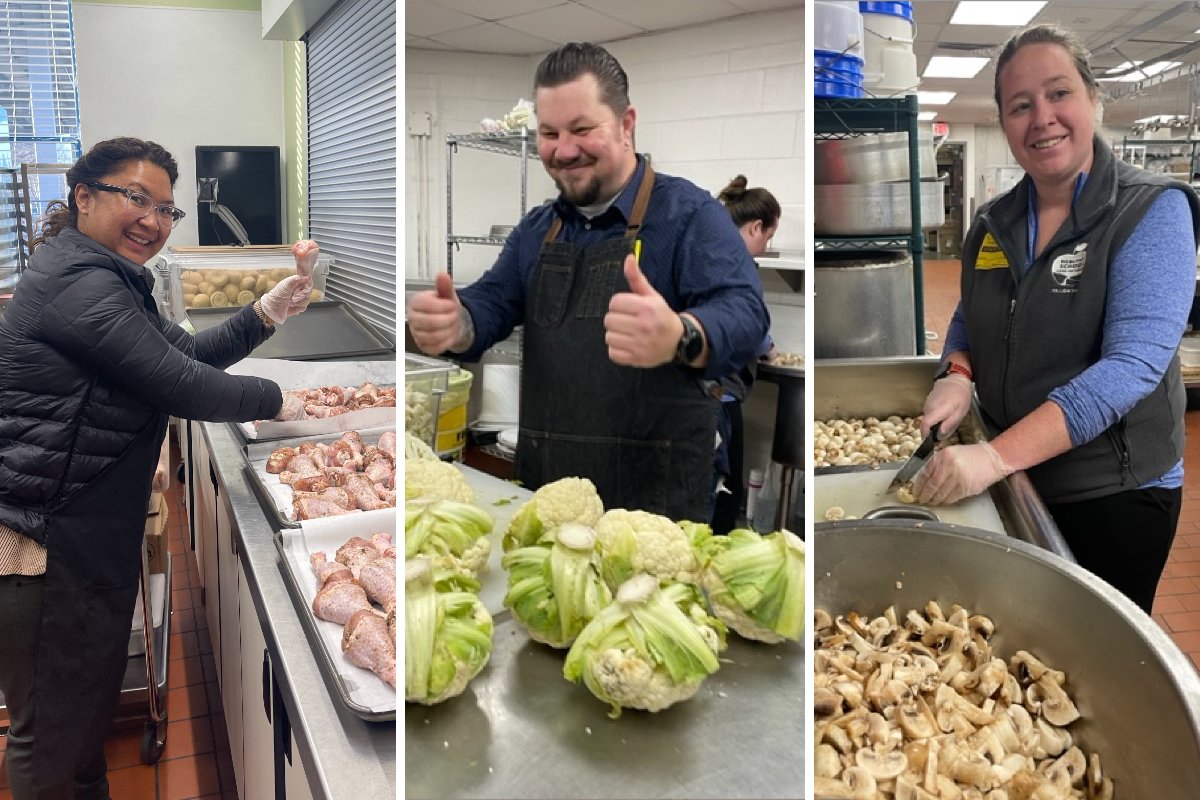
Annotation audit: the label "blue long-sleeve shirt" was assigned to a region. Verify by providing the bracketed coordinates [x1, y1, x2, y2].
[455, 157, 771, 379]
[945, 187, 1195, 486]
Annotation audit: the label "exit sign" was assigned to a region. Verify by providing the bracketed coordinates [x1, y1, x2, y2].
[932, 121, 950, 137]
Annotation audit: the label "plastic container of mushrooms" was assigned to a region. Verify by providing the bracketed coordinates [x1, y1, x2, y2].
[814, 521, 1200, 799]
[162, 250, 330, 322]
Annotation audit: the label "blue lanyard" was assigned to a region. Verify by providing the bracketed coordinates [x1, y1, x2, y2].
[1025, 172, 1088, 273]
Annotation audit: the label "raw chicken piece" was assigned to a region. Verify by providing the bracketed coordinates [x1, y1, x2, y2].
[312, 580, 372, 625]
[290, 474, 331, 493]
[340, 431, 365, 456]
[295, 498, 361, 520]
[305, 405, 352, 419]
[342, 609, 396, 688]
[377, 431, 397, 459]
[292, 487, 355, 510]
[363, 457, 394, 488]
[336, 536, 383, 577]
[310, 551, 354, 588]
[373, 485, 397, 506]
[292, 239, 320, 278]
[386, 607, 395, 645]
[266, 447, 298, 474]
[328, 439, 363, 469]
[370, 533, 395, 557]
[342, 474, 389, 511]
[358, 556, 396, 612]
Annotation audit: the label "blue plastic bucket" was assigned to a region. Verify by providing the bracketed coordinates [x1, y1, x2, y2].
[858, 1, 913, 21]
[815, 50, 864, 99]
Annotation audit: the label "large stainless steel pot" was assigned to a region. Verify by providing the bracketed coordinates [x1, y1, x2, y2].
[814, 127, 938, 184]
[814, 179, 945, 235]
[816, 522, 1200, 799]
[814, 251, 915, 358]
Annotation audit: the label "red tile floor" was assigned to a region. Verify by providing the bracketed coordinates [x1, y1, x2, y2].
[0, 436, 237, 799]
[923, 257, 1200, 673]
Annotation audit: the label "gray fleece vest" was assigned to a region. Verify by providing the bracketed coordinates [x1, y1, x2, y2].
[962, 137, 1200, 504]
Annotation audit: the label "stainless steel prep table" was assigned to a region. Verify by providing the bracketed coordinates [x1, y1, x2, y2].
[406, 616, 805, 800]
[201, 420, 395, 800]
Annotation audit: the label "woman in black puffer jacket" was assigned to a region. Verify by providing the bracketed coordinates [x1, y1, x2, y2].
[0, 138, 308, 799]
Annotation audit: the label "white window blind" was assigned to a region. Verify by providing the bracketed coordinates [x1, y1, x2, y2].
[306, 0, 396, 340]
[0, 0, 80, 280]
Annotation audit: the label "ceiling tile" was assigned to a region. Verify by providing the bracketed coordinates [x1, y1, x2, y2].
[406, 36, 460, 51]
[726, 0, 801, 12]
[430, 21, 562, 54]
[406, 0, 481, 37]
[503, 3, 645, 43]
[432, 0, 566, 21]
[578, 0, 743, 31]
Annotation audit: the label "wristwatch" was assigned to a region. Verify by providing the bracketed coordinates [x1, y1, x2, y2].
[935, 361, 972, 382]
[675, 314, 703, 366]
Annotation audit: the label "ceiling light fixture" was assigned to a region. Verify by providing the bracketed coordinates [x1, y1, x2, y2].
[1098, 61, 1180, 82]
[950, 1, 1046, 27]
[917, 91, 957, 106]
[918, 111, 938, 121]
[923, 56, 991, 79]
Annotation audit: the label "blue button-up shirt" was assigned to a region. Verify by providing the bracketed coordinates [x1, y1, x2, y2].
[455, 156, 770, 379]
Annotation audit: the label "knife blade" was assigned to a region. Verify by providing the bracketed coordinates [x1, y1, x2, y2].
[886, 421, 941, 494]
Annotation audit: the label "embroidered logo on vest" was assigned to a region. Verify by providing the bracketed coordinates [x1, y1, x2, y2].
[1051, 243, 1087, 292]
[975, 233, 1008, 269]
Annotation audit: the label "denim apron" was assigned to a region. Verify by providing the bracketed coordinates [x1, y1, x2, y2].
[515, 165, 717, 521]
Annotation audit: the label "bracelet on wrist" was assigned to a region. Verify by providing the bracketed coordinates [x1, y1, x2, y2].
[253, 301, 274, 328]
[935, 361, 972, 382]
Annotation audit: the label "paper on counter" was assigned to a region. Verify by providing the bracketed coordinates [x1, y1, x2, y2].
[279, 510, 397, 717]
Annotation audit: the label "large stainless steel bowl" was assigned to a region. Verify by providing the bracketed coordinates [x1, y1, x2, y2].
[814, 127, 938, 184]
[815, 522, 1200, 798]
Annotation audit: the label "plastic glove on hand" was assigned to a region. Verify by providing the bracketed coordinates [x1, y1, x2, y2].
[274, 392, 307, 422]
[912, 442, 1012, 506]
[921, 373, 973, 439]
[291, 239, 320, 279]
[260, 275, 313, 325]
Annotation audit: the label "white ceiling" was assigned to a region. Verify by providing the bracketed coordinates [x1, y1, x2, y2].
[913, 1, 1200, 126]
[405, 0, 801, 54]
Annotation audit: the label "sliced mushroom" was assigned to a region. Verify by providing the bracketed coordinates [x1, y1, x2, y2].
[1041, 746, 1085, 789]
[1011, 651, 1065, 686]
[898, 698, 939, 740]
[949, 749, 995, 791]
[815, 687, 843, 717]
[855, 746, 908, 781]
[1086, 753, 1114, 800]
[1033, 717, 1071, 759]
[1036, 674, 1081, 727]
[843, 766, 877, 800]
[815, 742, 843, 779]
[813, 776, 855, 800]
[815, 608, 833, 631]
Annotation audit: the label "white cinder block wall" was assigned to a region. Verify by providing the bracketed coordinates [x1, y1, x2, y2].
[404, 5, 803, 284]
[73, 5, 285, 249]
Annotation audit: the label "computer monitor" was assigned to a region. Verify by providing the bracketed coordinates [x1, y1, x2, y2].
[195, 146, 282, 246]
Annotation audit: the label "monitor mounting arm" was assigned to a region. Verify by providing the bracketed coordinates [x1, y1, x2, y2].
[197, 177, 252, 246]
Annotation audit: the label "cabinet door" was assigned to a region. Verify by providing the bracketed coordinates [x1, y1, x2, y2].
[239, 567, 275, 800]
[283, 727, 315, 800]
[216, 494, 244, 797]
[194, 441, 221, 664]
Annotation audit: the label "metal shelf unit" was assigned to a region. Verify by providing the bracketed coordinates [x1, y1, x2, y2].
[814, 96, 926, 355]
[445, 130, 540, 276]
[1118, 136, 1200, 185]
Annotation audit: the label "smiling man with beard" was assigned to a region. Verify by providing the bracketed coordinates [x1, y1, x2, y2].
[406, 42, 770, 523]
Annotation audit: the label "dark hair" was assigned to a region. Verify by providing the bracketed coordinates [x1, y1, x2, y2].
[993, 24, 1099, 115]
[33, 137, 179, 248]
[718, 175, 781, 230]
[534, 42, 630, 115]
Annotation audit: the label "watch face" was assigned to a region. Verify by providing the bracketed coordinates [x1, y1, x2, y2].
[679, 316, 702, 362]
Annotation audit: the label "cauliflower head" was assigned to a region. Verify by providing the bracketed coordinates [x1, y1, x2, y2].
[405, 559, 494, 705]
[405, 499, 493, 580]
[404, 431, 439, 461]
[594, 508, 700, 590]
[697, 528, 804, 643]
[503, 476, 604, 551]
[699, 568, 786, 644]
[405, 458, 475, 504]
[563, 575, 724, 717]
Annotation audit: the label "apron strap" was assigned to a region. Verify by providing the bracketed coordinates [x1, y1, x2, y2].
[540, 162, 657, 245]
[624, 163, 655, 241]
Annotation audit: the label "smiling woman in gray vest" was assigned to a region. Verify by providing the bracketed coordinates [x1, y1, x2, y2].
[912, 25, 1200, 613]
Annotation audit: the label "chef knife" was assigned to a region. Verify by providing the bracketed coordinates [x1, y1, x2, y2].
[886, 421, 941, 494]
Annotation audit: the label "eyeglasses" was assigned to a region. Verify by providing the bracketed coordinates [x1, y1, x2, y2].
[85, 182, 187, 229]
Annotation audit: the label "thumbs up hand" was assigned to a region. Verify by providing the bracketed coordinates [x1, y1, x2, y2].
[406, 272, 472, 355]
[604, 253, 680, 367]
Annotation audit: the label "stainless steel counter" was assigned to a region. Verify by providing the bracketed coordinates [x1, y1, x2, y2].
[202, 421, 396, 800]
[406, 613, 805, 800]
